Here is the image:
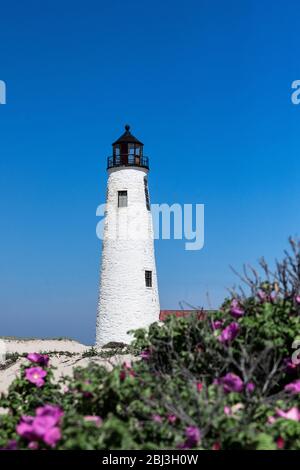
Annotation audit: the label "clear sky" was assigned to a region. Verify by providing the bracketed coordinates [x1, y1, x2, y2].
[0, 0, 299, 344]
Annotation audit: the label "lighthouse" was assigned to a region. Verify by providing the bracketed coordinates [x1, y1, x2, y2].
[96, 125, 160, 346]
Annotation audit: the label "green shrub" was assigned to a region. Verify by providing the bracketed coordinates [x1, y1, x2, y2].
[0, 239, 300, 450]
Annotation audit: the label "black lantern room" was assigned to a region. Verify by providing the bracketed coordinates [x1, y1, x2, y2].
[107, 125, 149, 170]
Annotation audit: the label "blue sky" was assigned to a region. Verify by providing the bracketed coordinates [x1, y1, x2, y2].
[0, 0, 299, 344]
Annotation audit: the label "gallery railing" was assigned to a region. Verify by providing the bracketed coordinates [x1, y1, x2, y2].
[107, 155, 149, 170]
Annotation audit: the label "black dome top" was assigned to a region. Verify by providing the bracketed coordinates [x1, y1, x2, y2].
[112, 125, 143, 146]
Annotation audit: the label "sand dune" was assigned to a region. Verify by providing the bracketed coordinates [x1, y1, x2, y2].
[0, 338, 134, 398]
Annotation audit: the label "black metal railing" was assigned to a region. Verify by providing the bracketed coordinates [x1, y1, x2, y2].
[107, 154, 149, 170]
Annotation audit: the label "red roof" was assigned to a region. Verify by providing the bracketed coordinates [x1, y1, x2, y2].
[159, 310, 206, 321]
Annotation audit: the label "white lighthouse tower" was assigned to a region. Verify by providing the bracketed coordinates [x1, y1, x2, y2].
[96, 125, 160, 346]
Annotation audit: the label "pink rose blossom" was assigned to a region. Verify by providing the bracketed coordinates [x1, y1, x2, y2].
[217, 373, 244, 393]
[36, 405, 63, 426]
[276, 407, 300, 422]
[152, 414, 163, 423]
[283, 357, 298, 374]
[16, 416, 35, 441]
[167, 414, 177, 424]
[224, 403, 244, 416]
[218, 322, 240, 344]
[212, 442, 221, 450]
[284, 379, 300, 394]
[25, 367, 47, 388]
[257, 290, 267, 302]
[140, 350, 151, 360]
[17, 405, 63, 448]
[212, 320, 224, 331]
[28, 441, 39, 450]
[246, 382, 255, 393]
[1, 440, 18, 450]
[84, 416, 102, 427]
[43, 427, 61, 447]
[27, 353, 49, 366]
[230, 299, 245, 318]
[120, 361, 135, 380]
[178, 426, 201, 449]
[295, 295, 300, 305]
[276, 436, 285, 449]
[119, 370, 126, 381]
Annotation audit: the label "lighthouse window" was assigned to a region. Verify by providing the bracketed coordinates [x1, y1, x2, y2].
[144, 177, 150, 211]
[145, 270, 152, 288]
[118, 190, 127, 207]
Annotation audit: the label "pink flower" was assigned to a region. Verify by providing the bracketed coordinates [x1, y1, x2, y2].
[1, 440, 18, 450]
[28, 441, 39, 450]
[84, 416, 102, 427]
[276, 407, 300, 422]
[284, 379, 300, 394]
[17, 405, 63, 448]
[196, 382, 203, 392]
[25, 367, 47, 388]
[36, 405, 63, 425]
[295, 295, 300, 305]
[178, 426, 201, 449]
[283, 357, 298, 374]
[43, 427, 61, 447]
[230, 299, 245, 318]
[16, 416, 35, 441]
[27, 353, 49, 367]
[276, 436, 285, 449]
[167, 414, 177, 424]
[212, 320, 224, 331]
[120, 361, 135, 380]
[212, 442, 221, 450]
[246, 382, 255, 393]
[217, 373, 244, 393]
[224, 403, 244, 416]
[257, 290, 267, 302]
[140, 350, 151, 360]
[152, 414, 163, 423]
[119, 370, 126, 381]
[33, 416, 59, 439]
[218, 322, 240, 344]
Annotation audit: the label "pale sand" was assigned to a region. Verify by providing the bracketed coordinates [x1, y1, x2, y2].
[0, 339, 134, 398]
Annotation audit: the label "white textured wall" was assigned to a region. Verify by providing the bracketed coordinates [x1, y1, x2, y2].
[96, 167, 160, 346]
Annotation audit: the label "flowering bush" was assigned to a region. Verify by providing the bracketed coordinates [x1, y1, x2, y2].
[1, 239, 300, 450]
